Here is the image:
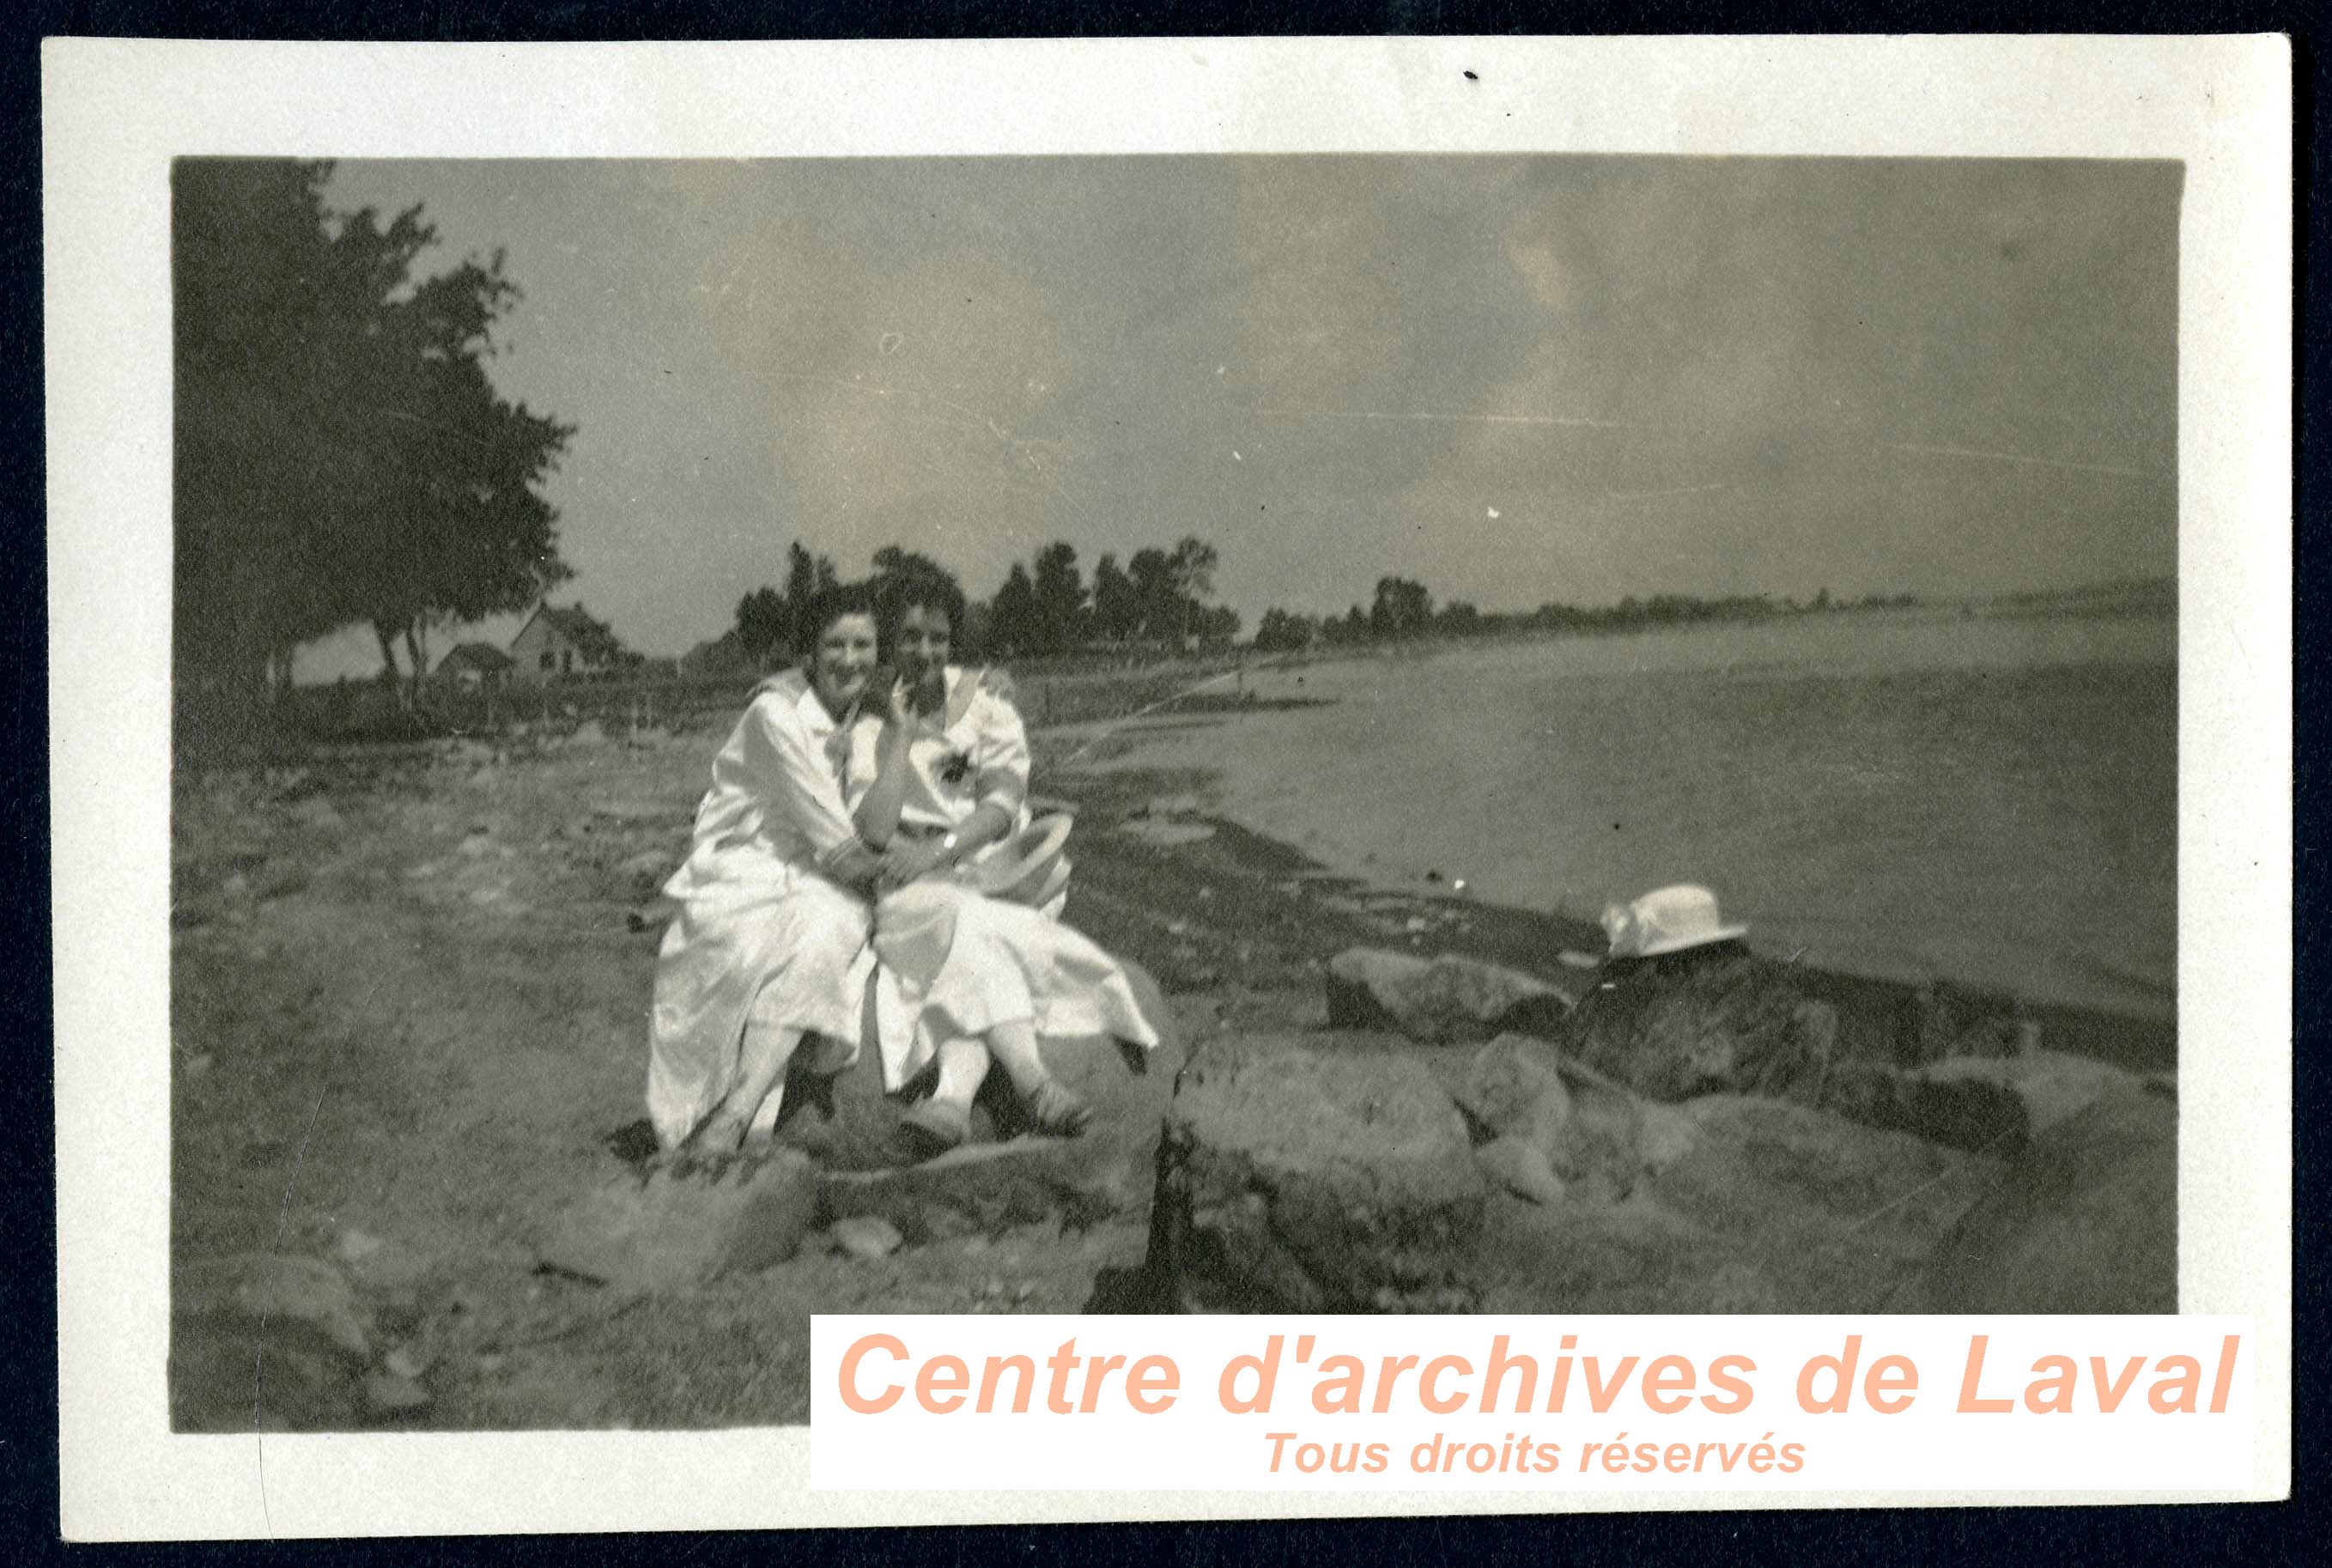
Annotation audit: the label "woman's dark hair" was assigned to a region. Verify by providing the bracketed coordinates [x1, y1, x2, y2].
[874, 568, 969, 661]
[793, 580, 881, 659]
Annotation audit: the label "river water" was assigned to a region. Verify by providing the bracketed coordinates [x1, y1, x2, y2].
[1097, 605, 2177, 1021]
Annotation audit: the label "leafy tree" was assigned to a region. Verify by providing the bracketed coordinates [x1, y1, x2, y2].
[1029, 541, 1088, 654]
[987, 562, 1041, 656]
[173, 158, 574, 728]
[1436, 599, 1483, 635]
[1194, 604, 1242, 648]
[1253, 607, 1316, 653]
[736, 586, 789, 667]
[1370, 576, 1434, 639]
[1127, 548, 1177, 641]
[783, 542, 819, 623]
[1090, 553, 1139, 642]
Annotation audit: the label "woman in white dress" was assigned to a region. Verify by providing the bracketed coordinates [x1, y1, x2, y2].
[645, 584, 890, 1154]
[851, 574, 1164, 1152]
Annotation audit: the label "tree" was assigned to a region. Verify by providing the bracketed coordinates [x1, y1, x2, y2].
[1127, 548, 1177, 641]
[1166, 536, 1221, 645]
[1194, 604, 1242, 648]
[1029, 541, 1088, 654]
[1436, 599, 1483, 635]
[987, 563, 1041, 656]
[736, 586, 789, 667]
[173, 159, 574, 727]
[1370, 576, 1434, 639]
[1253, 607, 1316, 653]
[1090, 553, 1139, 642]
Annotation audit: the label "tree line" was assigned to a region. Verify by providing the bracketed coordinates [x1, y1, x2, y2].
[175, 160, 575, 738]
[1250, 577, 1907, 652]
[700, 534, 1238, 672]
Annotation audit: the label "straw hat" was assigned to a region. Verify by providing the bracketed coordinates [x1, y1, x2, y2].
[963, 813, 1075, 908]
[1600, 884, 1749, 959]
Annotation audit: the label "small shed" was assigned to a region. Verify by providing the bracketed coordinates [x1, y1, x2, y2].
[435, 641, 514, 690]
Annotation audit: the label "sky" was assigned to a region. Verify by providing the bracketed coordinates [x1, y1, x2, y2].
[300, 155, 2180, 673]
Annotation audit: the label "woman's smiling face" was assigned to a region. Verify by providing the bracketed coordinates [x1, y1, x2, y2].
[807, 611, 879, 713]
[894, 603, 953, 692]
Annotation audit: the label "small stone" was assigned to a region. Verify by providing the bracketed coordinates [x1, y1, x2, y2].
[829, 1215, 903, 1261]
[458, 832, 495, 860]
[336, 1229, 428, 1298]
[384, 1344, 431, 1380]
[1118, 819, 1217, 848]
[1477, 1135, 1567, 1206]
[364, 1370, 430, 1415]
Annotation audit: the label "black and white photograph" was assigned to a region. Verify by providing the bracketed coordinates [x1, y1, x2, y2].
[161, 148, 2183, 1431]
[48, 36, 2289, 1531]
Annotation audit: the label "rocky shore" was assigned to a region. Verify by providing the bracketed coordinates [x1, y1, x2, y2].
[167, 703, 2176, 1431]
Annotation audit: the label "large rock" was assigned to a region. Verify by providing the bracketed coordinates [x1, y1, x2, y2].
[777, 957, 1181, 1182]
[1820, 1049, 2141, 1156]
[1324, 948, 1574, 1045]
[1454, 1033, 1699, 1206]
[1563, 945, 1832, 1101]
[1903, 1081, 2176, 1313]
[1127, 1025, 2007, 1316]
[1474, 1094, 2003, 1314]
[538, 1149, 821, 1295]
[1146, 1033, 1487, 1311]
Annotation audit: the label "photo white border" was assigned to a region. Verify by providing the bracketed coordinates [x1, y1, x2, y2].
[46, 34, 2292, 1539]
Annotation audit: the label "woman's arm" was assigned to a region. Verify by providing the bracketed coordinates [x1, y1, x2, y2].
[852, 679, 919, 851]
[744, 692, 883, 890]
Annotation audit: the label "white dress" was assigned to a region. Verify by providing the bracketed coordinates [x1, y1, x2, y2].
[646, 671, 877, 1150]
[849, 667, 1164, 1091]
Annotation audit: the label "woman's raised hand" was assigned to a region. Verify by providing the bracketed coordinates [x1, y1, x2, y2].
[884, 674, 918, 729]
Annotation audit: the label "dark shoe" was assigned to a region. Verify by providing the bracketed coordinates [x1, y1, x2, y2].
[1025, 1080, 1094, 1138]
[898, 1098, 973, 1160]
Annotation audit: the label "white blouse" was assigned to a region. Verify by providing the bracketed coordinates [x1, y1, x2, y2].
[845, 666, 1029, 836]
[665, 669, 865, 899]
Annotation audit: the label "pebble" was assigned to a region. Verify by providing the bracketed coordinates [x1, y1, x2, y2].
[829, 1215, 904, 1261]
[364, 1370, 430, 1415]
[384, 1344, 432, 1380]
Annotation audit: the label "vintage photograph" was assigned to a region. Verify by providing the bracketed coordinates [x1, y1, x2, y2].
[167, 153, 2181, 1433]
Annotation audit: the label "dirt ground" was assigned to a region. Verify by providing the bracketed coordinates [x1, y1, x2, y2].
[168, 700, 1579, 1429]
[167, 697, 2169, 1431]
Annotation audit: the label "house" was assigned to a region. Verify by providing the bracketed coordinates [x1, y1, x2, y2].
[508, 603, 634, 685]
[434, 641, 513, 690]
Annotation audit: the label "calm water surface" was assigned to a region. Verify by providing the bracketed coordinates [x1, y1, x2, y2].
[1099, 607, 2176, 1019]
